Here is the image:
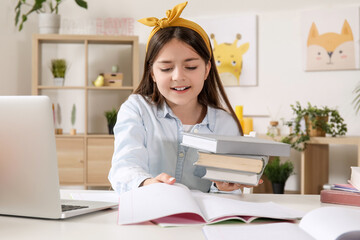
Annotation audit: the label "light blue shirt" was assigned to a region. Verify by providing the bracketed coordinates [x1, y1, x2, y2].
[108, 94, 240, 194]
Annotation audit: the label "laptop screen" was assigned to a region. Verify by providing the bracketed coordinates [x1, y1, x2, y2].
[0, 96, 63, 218]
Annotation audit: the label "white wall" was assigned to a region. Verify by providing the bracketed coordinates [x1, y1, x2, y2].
[2, 0, 360, 191]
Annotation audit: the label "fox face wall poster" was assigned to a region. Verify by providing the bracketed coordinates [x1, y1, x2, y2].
[302, 7, 360, 71]
[195, 15, 258, 86]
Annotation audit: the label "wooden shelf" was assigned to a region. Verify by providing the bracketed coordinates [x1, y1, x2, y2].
[259, 134, 360, 194]
[32, 34, 139, 187]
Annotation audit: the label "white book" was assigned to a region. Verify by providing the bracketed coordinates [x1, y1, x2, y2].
[182, 133, 290, 156]
[202, 167, 262, 186]
[203, 207, 360, 240]
[349, 166, 360, 191]
[118, 183, 304, 226]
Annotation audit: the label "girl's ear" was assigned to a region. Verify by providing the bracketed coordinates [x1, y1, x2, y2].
[205, 61, 211, 80]
[151, 70, 156, 82]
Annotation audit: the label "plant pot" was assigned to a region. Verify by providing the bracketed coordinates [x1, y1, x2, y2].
[304, 116, 328, 137]
[108, 124, 115, 135]
[38, 13, 60, 34]
[272, 182, 285, 194]
[54, 77, 64, 86]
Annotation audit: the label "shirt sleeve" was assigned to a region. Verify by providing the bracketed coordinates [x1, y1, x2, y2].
[108, 96, 152, 194]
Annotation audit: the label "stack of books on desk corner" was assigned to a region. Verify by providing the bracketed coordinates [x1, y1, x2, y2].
[181, 132, 290, 186]
[321, 166, 360, 207]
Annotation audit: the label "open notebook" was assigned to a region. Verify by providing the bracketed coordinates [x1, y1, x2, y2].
[0, 96, 117, 219]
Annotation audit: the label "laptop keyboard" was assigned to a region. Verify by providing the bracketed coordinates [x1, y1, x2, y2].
[61, 204, 89, 212]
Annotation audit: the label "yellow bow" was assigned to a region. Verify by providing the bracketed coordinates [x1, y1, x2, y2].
[138, 2, 211, 55]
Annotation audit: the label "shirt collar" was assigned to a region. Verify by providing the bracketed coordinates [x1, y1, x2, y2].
[156, 102, 216, 132]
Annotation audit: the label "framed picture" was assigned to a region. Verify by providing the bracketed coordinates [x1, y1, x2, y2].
[195, 15, 258, 86]
[301, 7, 360, 71]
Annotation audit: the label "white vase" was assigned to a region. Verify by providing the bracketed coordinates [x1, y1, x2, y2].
[54, 77, 64, 86]
[38, 13, 60, 34]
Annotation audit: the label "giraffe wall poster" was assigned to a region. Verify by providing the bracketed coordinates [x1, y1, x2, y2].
[195, 15, 258, 86]
[301, 7, 360, 71]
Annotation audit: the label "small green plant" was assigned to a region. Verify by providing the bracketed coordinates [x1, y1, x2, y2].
[51, 59, 67, 78]
[15, 0, 88, 31]
[105, 108, 118, 134]
[104, 108, 118, 126]
[282, 102, 347, 151]
[71, 104, 76, 127]
[264, 157, 294, 184]
[353, 83, 360, 115]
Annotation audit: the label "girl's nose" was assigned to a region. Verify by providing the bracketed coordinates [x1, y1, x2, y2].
[172, 67, 185, 81]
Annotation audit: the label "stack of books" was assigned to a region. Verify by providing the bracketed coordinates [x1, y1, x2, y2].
[321, 167, 360, 207]
[181, 133, 291, 186]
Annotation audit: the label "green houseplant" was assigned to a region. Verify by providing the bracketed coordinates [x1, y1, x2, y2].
[105, 108, 118, 135]
[281, 102, 347, 151]
[15, 0, 88, 31]
[264, 157, 294, 194]
[51, 59, 67, 86]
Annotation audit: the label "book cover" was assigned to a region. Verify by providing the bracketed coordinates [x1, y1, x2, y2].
[320, 190, 360, 207]
[195, 152, 267, 174]
[182, 133, 290, 156]
[118, 183, 304, 226]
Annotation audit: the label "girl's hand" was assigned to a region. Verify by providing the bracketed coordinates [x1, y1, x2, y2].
[140, 173, 176, 187]
[213, 179, 264, 191]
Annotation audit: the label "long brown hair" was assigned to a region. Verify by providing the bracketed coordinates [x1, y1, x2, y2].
[134, 26, 243, 135]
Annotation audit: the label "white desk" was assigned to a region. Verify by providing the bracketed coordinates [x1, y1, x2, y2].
[0, 191, 343, 240]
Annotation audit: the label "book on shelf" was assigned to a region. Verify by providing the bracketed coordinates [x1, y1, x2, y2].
[202, 207, 360, 240]
[194, 152, 267, 174]
[118, 183, 304, 226]
[181, 132, 290, 157]
[320, 189, 360, 207]
[349, 166, 360, 191]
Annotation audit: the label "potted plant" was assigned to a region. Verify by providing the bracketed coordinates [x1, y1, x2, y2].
[281, 102, 347, 151]
[51, 59, 67, 86]
[15, 0, 88, 33]
[264, 157, 294, 194]
[104, 108, 118, 135]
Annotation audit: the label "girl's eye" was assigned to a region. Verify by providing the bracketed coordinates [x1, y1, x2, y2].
[186, 66, 197, 70]
[160, 68, 172, 72]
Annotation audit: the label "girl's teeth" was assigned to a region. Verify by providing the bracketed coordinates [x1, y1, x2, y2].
[175, 87, 186, 91]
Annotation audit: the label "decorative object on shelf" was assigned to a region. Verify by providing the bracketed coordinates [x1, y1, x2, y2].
[55, 103, 63, 134]
[267, 121, 281, 137]
[70, 104, 76, 135]
[104, 108, 118, 135]
[235, 105, 245, 133]
[281, 102, 347, 151]
[92, 74, 104, 87]
[353, 82, 360, 115]
[104, 73, 123, 87]
[263, 157, 294, 194]
[111, 65, 119, 73]
[14, 0, 88, 32]
[243, 117, 253, 135]
[50, 59, 67, 86]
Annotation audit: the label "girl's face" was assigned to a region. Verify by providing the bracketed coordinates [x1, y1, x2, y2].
[151, 38, 211, 110]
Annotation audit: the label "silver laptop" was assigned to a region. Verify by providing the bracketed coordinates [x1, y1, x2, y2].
[0, 96, 118, 219]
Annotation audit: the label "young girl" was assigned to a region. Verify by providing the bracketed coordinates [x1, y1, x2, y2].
[109, 2, 254, 194]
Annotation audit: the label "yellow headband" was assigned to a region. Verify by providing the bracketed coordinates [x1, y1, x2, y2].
[138, 2, 211, 56]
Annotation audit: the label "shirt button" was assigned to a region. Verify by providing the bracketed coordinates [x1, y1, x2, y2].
[179, 152, 184, 158]
[193, 129, 199, 133]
